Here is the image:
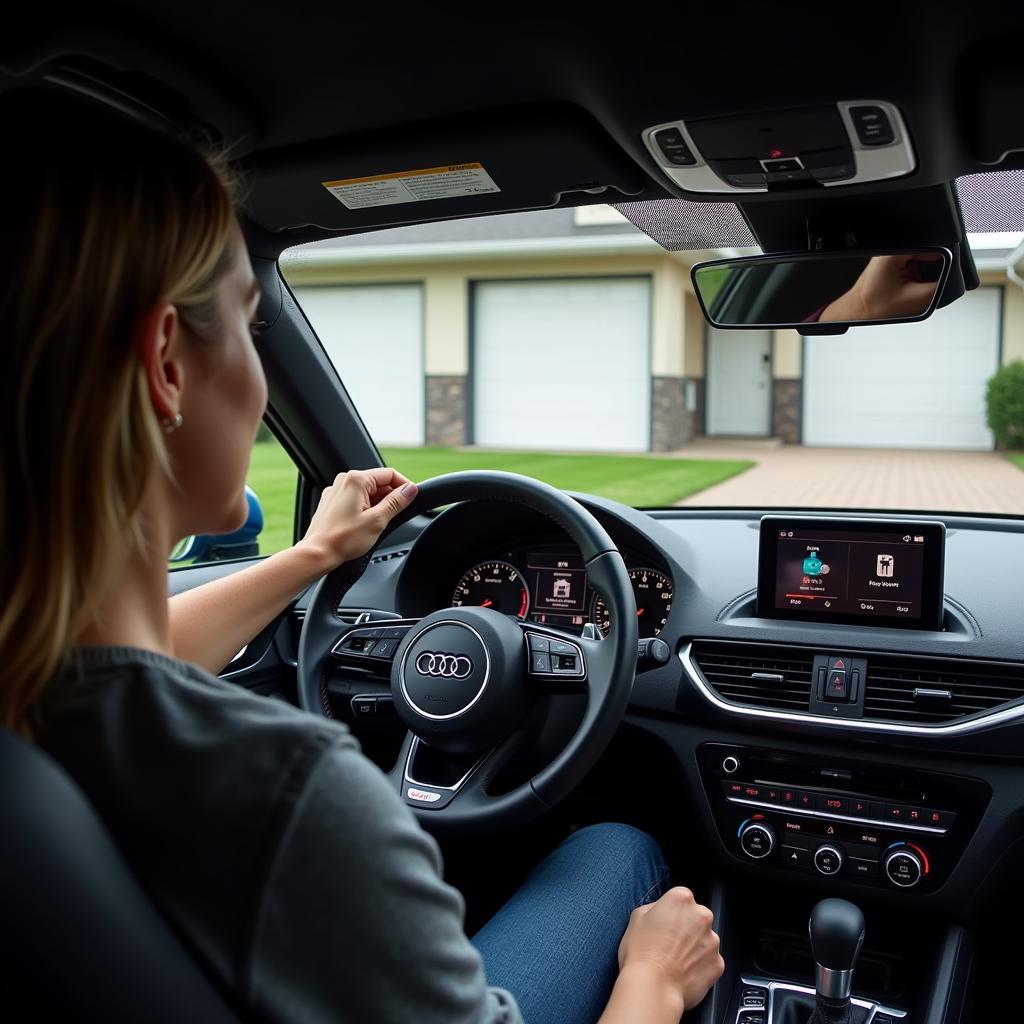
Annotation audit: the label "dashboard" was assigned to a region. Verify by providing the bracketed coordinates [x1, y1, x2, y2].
[322, 492, 1024, 923]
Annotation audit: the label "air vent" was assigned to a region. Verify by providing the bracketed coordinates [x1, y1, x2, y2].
[287, 608, 306, 663]
[690, 641, 814, 711]
[371, 548, 409, 565]
[863, 654, 1024, 724]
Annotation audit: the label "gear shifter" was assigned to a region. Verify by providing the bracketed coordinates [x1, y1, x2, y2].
[807, 898, 865, 1024]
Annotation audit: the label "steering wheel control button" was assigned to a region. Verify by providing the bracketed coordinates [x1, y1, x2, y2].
[525, 632, 585, 679]
[531, 652, 552, 673]
[350, 696, 378, 717]
[722, 755, 740, 774]
[370, 638, 398, 659]
[884, 847, 923, 888]
[739, 821, 775, 860]
[813, 844, 844, 876]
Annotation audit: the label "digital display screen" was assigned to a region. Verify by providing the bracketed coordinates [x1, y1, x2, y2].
[527, 551, 591, 633]
[757, 517, 945, 630]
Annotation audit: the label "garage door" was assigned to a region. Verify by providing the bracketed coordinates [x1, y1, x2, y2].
[803, 287, 1001, 449]
[292, 284, 424, 446]
[473, 278, 650, 451]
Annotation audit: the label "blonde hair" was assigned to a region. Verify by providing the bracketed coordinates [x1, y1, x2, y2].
[0, 88, 238, 735]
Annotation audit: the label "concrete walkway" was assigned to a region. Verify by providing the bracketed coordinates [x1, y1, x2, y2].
[673, 441, 1024, 514]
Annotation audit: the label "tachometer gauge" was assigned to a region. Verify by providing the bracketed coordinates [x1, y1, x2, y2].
[593, 568, 673, 638]
[452, 561, 530, 619]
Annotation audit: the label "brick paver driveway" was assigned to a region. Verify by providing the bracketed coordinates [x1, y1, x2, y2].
[674, 441, 1024, 514]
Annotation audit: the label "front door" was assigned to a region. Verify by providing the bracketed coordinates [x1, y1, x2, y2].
[706, 328, 772, 436]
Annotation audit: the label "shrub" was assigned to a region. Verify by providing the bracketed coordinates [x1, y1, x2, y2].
[985, 361, 1024, 450]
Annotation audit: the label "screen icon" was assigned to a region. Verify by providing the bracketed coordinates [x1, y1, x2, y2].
[803, 551, 823, 576]
[876, 554, 895, 577]
[914, 535, 924, 543]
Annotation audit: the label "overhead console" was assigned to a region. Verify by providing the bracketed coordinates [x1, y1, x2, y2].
[643, 101, 916, 194]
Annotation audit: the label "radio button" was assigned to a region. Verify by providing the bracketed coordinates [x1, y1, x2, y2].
[924, 808, 956, 829]
[781, 844, 811, 870]
[849, 799, 879, 819]
[848, 856, 880, 879]
[817, 794, 849, 814]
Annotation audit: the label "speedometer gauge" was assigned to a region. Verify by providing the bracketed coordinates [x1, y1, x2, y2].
[593, 568, 673, 638]
[452, 561, 530, 619]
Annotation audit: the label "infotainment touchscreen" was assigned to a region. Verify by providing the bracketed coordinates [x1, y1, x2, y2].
[757, 517, 945, 630]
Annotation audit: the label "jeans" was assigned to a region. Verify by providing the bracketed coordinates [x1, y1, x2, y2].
[471, 823, 671, 1024]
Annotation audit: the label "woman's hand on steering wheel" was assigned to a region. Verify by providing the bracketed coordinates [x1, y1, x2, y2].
[298, 468, 419, 571]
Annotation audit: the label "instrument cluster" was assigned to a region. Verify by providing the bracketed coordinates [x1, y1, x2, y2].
[450, 547, 673, 638]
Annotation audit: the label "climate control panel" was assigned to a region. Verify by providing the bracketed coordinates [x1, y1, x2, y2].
[700, 743, 989, 895]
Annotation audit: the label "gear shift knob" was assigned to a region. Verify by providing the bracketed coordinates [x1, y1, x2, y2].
[809, 898, 865, 1001]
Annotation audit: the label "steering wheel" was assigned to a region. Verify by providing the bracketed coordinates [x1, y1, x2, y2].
[297, 471, 637, 830]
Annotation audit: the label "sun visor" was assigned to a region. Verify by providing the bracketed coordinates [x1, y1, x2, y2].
[242, 102, 651, 235]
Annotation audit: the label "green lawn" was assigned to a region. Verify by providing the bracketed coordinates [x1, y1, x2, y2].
[245, 437, 299, 556]
[1010, 454, 1024, 471]
[243, 441, 752, 558]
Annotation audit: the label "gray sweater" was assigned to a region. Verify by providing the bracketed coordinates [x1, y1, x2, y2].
[34, 646, 522, 1023]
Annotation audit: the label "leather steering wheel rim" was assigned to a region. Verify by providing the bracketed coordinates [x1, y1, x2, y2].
[297, 470, 638, 830]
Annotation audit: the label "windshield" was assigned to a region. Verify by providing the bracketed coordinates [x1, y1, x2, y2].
[279, 201, 1024, 517]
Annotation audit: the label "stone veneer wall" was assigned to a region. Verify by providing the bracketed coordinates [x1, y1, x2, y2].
[651, 376, 705, 451]
[772, 378, 801, 444]
[426, 375, 468, 446]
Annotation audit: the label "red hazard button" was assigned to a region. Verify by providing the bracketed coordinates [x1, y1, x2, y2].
[825, 671, 848, 701]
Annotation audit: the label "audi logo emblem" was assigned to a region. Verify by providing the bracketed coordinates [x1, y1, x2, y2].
[415, 652, 474, 679]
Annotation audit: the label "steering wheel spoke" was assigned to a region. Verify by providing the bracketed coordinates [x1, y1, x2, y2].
[387, 730, 533, 815]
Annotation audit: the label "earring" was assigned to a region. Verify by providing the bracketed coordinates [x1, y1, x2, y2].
[162, 412, 184, 434]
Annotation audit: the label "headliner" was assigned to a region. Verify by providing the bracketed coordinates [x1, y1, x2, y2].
[5, 6, 1024, 251]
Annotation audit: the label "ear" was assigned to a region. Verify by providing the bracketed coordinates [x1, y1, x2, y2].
[137, 303, 183, 425]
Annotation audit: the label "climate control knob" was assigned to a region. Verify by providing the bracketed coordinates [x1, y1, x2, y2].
[739, 821, 775, 860]
[813, 844, 844, 876]
[884, 845, 924, 888]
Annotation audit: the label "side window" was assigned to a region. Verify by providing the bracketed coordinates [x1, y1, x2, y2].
[169, 424, 298, 567]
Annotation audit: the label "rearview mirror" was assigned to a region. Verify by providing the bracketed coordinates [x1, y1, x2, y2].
[692, 248, 952, 333]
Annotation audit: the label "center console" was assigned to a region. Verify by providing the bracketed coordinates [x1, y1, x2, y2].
[699, 744, 989, 894]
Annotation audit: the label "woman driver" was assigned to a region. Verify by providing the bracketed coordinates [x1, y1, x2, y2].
[0, 87, 723, 1023]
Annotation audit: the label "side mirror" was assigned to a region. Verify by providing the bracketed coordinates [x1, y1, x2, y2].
[691, 248, 952, 334]
[169, 486, 265, 564]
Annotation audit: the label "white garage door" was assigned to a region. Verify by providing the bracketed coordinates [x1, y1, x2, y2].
[803, 287, 1001, 449]
[473, 278, 650, 451]
[293, 284, 424, 446]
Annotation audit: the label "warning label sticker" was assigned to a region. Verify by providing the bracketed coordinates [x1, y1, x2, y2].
[322, 163, 501, 210]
